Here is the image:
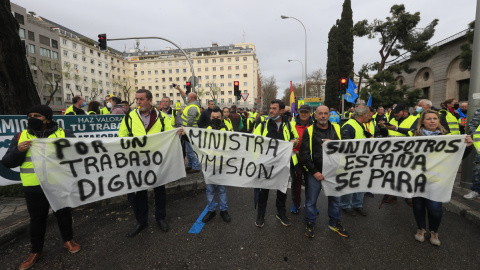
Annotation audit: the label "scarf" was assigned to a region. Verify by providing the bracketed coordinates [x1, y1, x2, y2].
[420, 127, 442, 136]
[458, 109, 467, 119]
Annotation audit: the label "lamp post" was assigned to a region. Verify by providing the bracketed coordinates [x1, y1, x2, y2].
[288, 59, 304, 98]
[281, 15, 307, 99]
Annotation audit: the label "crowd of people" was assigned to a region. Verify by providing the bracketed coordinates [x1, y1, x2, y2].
[2, 87, 480, 269]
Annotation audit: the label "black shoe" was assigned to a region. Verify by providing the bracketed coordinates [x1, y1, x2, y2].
[255, 213, 265, 228]
[329, 222, 350, 238]
[157, 219, 169, 232]
[127, 223, 147, 237]
[305, 222, 315, 238]
[382, 194, 397, 203]
[365, 192, 374, 197]
[220, 211, 231, 223]
[276, 213, 291, 226]
[343, 208, 356, 216]
[185, 167, 192, 172]
[202, 211, 216, 223]
[187, 169, 201, 174]
[354, 207, 367, 216]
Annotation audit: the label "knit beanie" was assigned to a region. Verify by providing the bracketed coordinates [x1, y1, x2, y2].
[27, 105, 53, 120]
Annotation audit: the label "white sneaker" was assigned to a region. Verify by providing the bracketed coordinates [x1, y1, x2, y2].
[429, 231, 441, 246]
[463, 191, 480, 200]
[414, 229, 426, 242]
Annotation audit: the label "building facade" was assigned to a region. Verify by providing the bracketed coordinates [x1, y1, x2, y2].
[395, 30, 471, 106]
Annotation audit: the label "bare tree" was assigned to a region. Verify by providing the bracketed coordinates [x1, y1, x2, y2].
[0, 0, 40, 114]
[35, 59, 64, 106]
[111, 76, 134, 105]
[261, 75, 278, 106]
[63, 63, 83, 97]
[205, 80, 221, 101]
[307, 68, 325, 97]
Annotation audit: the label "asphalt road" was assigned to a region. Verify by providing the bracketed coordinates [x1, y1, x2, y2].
[1, 187, 479, 269]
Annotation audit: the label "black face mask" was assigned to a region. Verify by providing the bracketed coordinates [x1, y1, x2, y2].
[454, 104, 459, 110]
[28, 117, 44, 130]
[211, 118, 223, 129]
[462, 109, 468, 114]
[284, 112, 292, 118]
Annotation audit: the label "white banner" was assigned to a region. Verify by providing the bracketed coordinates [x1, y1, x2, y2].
[185, 127, 293, 193]
[322, 135, 466, 202]
[29, 129, 185, 211]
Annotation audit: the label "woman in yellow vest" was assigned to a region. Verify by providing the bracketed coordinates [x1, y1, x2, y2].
[1, 105, 81, 270]
[222, 107, 234, 131]
[87, 100, 101, 115]
[409, 109, 472, 246]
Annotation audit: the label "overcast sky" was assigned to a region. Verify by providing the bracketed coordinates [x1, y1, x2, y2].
[13, 0, 476, 95]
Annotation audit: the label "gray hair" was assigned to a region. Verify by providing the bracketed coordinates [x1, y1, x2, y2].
[419, 99, 432, 107]
[353, 105, 368, 117]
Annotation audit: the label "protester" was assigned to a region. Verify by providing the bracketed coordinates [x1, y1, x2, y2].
[101, 96, 111, 115]
[198, 100, 215, 128]
[2, 105, 80, 270]
[87, 101, 101, 115]
[118, 89, 173, 237]
[410, 109, 472, 246]
[458, 102, 468, 134]
[65, 95, 86, 115]
[121, 101, 131, 113]
[291, 105, 313, 214]
[439, 99, 461, 135]
[299, 105, 349, 238]
[222, 107, 233, 130]
[254, 107, 269, 128]
[202, 107, 232, 224]
[339, 105, 371, 216]
[229, 105, 243, 132]
[110, 97, 127, 115]
[253, 99, 299, 227]
[374, 106, 388, 123]
[343, 106, 354, 118]
[329, 108, 340, 124]
[465, 107, 480, 200]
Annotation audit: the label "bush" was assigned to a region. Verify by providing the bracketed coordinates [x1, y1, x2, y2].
[0, 184, 24, 197]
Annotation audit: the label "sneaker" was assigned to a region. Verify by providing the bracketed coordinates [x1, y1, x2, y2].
[464, 191, 480, 200]
[354, 207, 367, 216]
[220, 211, 231, 223]
[276, 213, 291, 226]
[343, 208, 356, 216]
[202, 211, 216, 223]
[329, 223, 350, 238]
[414, 229, 426, 243]
[255, 213, 265, 228]
[305, 222, 315, 238]
[429, 231, 441, 246]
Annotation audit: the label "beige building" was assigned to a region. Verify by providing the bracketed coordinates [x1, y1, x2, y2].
[124, 42, 260, 108]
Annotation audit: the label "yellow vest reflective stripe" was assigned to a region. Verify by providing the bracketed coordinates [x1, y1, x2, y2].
[295, 123, 341, 168]
[224, 118, 233, 131]
[440, 109, 460, 135]
[342, 119, 367, 139]
[388, 115, 417, 137]
[64, 105, 76, 115]
[88, 111, 97, 115]
[119, 109, 172, 137]
[363, 120, 376, 135]
[19, 128, 66, 186]
[254, 119, 299, 141]
[473, 125, 480, 153]
[181, 104, 201, 126]
[248, 112, 258, 120]
[100, 107, 110, 115]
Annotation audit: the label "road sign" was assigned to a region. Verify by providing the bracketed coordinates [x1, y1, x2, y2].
[241, 93, 249, 101]
[305, 102, 322, 106]
[188, 76, 199, 87]
[305, 97, 322, 102]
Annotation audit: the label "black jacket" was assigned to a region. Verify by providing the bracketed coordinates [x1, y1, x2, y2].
[198, 108, 213, 128]
[299, 121, 339, 175]
[2, 121, 75, 193]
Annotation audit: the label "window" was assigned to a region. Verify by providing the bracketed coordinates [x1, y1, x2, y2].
[15, 13, 24, 25]
[40, 47, 51, 58]
[83, 67, 87, 72]
[213, 67, 216, 71]
[183, 68, 186, 73]
[91, 59, 94, 64]
[18, 28, 25, 39]
[81, 46, 86, 53]
[197, 68, 201, 72]
[212, 59, 216, 63]
[243, 82, 247, 86]
[90, 49, 93, 55]
[227, 58, 232, 62]
[228, 82, 232, 87]
[228, 98, 232, 104]
[197, 60, 201, 64]
[228, 66, 232, 70]
[243, 65, 247, 70]
[64, 61, 69, 67]
[221, 91, 225, 95]
[141, 71, 144, 75]
[82, 56, 86, 62]
[63, 50, 68, 57]
[169, 69, 172, 74]
[176, 69, 179, 73]
[235, 57, 239, 62]
[243, 74, 248, 78]
[236, 74, 240, 78]
[155, 70, 158, 75]
[67, 94, 71, 100]
[213, 75, 217, 79]
[28, 31, 35, 41]
[220, 75, 224, 79]
[220, 67, 224, 71]
[243, 57, 247, 61]
[221, 83, 225, 87]
[84, 86, 88, 92]
[220, 58, 224, 63]
[228, 74, 232, 79]
[62, 39, 67, 45]
[72, 43, 77, 49]
[39, 35, 50, 46]
[221, 98, 225, 104]
[73, 53, 78, 60]
[236, 66, 240, 70]
[228, 91, 232, 95]
[91, 69, 95, 74]
[205, 59, 209, 63]
[205, 67, 208, 72]
[51, 40, 58, 49]
[28, 44, 35, 54]
[243, 90, 248, 93]
[162, 70, 166, 74]
[205, 75, 209, 80]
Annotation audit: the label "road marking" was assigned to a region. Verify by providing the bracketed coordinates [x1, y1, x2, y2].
[188, 203, 217, 234]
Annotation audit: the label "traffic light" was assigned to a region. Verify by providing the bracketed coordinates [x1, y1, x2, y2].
[186, 81, 192, 94]
[98, 34, 107, 51]
[340, 77, 348, 95]
[234, 81, 240, 97]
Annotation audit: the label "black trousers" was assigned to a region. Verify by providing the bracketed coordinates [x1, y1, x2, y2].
[127, 185, 166, 225]
[24, 191, 73, 253]
[257, 189, 287, 215]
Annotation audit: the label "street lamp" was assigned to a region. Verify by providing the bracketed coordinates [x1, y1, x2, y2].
[281, 15, 307, 99]
[288, 59, 304, 98]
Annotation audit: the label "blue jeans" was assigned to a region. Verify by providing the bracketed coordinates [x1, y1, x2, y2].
[340, 192, 365, 209]
[471, 152, 480, 193]
[412, 197, 442, 232]
[185, 141, 200, 170]
[304, 173, 341, 226]
[206, 184, 228, 212]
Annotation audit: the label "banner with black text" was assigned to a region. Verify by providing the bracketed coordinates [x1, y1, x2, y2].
[185, 127, 293, 193]
[322, 135, 466, 202]
[28, 129, 185, 211]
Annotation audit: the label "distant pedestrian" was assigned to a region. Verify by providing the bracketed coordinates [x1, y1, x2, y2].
[65, 95, 86, 115]
[87, 100, 101, 115]
[110, 96, 127, 115]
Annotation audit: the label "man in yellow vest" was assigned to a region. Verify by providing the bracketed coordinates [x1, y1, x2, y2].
[339, 105, 372, 216]
[465, 109, 480, 200]
[64, 95, 86, 115]
[253, 99, 299, 228]
[118, 88, 173, 237]
[381, 103, 418, 137]
[100, 96, 111, 115]
[2, 105, 80, 270]
[299, 105, 349, 239]
[202, 107, 233, 224]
